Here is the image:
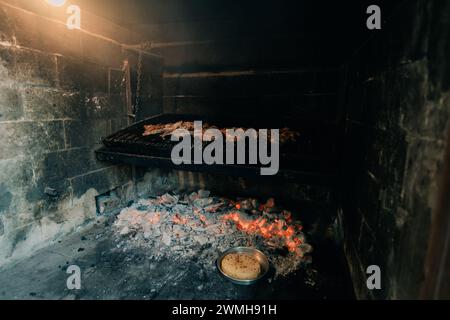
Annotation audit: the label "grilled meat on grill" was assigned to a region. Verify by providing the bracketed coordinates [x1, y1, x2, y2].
[142, 121, 300, 144]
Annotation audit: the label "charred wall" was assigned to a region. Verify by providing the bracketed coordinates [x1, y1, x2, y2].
[0, 1, 162, 266]
[341, 0, 450, 299]
[141, 1, 352, 121]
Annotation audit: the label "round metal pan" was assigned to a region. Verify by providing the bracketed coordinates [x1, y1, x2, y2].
[216, 247, 270, 285]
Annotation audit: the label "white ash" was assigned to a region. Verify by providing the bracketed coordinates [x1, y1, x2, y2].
[113, 190, 312, 278]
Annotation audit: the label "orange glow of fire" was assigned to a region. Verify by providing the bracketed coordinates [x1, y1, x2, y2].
[172, 214, 189, 225]
[147, 213, 161, 225]
[222, 212, 304, 253]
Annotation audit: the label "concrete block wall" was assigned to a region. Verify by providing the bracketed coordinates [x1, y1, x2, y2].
[0, 1, 162, 266]
[341, 0, 450, 299]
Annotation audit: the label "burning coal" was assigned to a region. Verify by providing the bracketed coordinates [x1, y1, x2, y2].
[113, 190, 312, 278]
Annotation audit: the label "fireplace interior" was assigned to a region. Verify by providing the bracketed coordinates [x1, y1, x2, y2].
[0, 0, 449, 300]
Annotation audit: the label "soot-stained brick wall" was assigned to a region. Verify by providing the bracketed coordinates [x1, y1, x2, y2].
[341, 0, 450, 299]
[0, 2, 162, 266]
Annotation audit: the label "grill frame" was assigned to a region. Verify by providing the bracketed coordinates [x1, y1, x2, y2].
[97, 113, 340, 184]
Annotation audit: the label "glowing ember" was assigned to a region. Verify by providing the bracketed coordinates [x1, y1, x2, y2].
[114, 190, 313, 278]
[172, 214, 188, 225]
[222, 212, 306, 254]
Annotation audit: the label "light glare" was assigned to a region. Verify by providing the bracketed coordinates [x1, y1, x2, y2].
[46, 0, 66, 7]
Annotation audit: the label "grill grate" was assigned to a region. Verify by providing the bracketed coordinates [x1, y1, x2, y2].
[98, 113, 340, 182]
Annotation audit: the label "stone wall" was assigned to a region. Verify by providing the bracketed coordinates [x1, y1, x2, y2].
[0, 1, 162, 266]
[341, 0, 450, 299]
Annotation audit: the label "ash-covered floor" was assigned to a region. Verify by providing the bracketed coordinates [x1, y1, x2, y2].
[0, 219, 354, 300]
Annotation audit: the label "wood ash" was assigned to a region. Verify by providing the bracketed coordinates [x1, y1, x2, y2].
[113, 190, 313, 278]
